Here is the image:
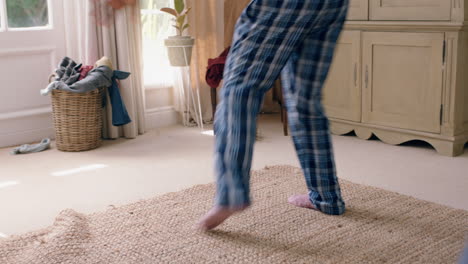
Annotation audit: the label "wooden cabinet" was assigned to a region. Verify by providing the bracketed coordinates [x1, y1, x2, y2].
[323, 31, 361, 122]
[369, 0, 452, 21]
[321, 0, 468, 156]
[347, 0, 369, 20]
[362, 32, 444, 133]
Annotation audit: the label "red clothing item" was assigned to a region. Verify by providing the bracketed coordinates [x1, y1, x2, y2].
[79, 65, 94, 81]
[206, 47, 230, 88]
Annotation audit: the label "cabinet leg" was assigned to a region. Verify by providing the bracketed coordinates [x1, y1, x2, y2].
[355, 128, 373, 140]
[280, 104, 284, 123]
[210, 87, 217, 120]
[283, 108, 288, 136]
[433, 141, 466, 157]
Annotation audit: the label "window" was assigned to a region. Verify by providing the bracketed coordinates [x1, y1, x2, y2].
[141, 0, 175, 89]
[0, 0, 51, 31]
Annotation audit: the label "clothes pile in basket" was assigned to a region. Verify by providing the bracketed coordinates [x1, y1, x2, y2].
[40, 56, 132, 126]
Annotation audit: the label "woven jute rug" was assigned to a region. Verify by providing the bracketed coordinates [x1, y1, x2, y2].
[1, 165, 467, 264]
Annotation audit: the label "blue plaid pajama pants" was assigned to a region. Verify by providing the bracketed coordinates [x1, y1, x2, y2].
[214, 0, 348, 215]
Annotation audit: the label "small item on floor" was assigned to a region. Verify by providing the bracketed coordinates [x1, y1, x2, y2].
[10, 138, 51, 155]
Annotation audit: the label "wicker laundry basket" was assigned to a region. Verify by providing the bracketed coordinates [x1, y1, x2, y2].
[51, 88, 104, 152]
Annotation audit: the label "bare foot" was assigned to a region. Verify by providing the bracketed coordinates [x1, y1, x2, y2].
[288, 194, 318, 210]
[197, 206, 248, 231]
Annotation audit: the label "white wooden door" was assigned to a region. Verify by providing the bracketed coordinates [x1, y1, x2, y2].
[362, 32, 444, 133]
[347, 0, 369, 20]
[0, 0, 66, 147]
[323, 31, 361, 122]
[369, 0, 451, 21]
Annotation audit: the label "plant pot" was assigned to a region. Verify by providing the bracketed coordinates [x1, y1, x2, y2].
[164, 36, 195, 67]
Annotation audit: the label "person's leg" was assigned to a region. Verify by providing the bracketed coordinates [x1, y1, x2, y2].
[198, 0, 349, 230]
[282, 7, 348, 215]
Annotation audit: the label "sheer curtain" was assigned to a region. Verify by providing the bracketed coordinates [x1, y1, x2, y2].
[185, 0, 224, 124]
[224, 0, 251, 47]
[63, 0, 146, 139]
[224, 0, 279, 113]
[141, 0, 213, 126]
[141, 0, 174, 90]
[184, 0, 278, 125]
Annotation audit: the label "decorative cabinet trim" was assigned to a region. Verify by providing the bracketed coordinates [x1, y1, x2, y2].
[442, 33, 458, 135]
[369, 0, 452, 21]
[329, 119, 467, 156]
[345, 21, 464, 32]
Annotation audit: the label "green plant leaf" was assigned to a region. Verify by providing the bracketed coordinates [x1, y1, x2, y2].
[181, 24, 190, 34]
[160, 8, 178, 17]
[177, 14, 186, 27]
[174, 0, 185, 14]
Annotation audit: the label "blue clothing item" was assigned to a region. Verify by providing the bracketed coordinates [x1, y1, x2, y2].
[214, 0, 348, 215]
[108, 70, 132, 126]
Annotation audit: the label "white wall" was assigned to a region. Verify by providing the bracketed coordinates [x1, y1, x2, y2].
[144, 87, 179, 130]
[0, 1, 66, 148]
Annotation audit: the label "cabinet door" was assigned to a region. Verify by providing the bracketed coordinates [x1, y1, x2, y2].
[369, 0, 451, 21]
[362, 32, 444, 133]
[347, 0, 369, 20]
[323, 31, 361, 122]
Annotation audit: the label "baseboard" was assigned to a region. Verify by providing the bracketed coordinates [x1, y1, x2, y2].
[0, 107, 55, 148]
[0, 127, 55, 149]
[0, 106, 179, 148]
[145, 106, 180, 130]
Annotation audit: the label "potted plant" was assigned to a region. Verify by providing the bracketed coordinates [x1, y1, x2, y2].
[161, 0, 194, 67]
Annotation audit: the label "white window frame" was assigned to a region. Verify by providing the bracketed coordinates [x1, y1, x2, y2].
[0, 0, 6, 32]
[0, 0, 53, 32]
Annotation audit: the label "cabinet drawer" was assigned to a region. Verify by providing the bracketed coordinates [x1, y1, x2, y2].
[369, 0, 451, 21]
[362, 32, 444, 133]
[347, 0, 369, 20]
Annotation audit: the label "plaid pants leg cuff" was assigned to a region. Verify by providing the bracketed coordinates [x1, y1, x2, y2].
[313, 201, 346, 215]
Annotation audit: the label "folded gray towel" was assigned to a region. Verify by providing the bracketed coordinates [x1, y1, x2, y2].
[11, 138, 51, 155]
[55, 57, 82, 86]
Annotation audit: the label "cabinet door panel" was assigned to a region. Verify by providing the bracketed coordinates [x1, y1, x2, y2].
[362, 32, 444, 133]
[369, 0, 451, 21]
[347, 0, 369, 20]
[323, 31, 361, 122]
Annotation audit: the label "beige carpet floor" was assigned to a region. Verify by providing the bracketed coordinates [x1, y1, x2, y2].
[1, 165, 467, 264]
